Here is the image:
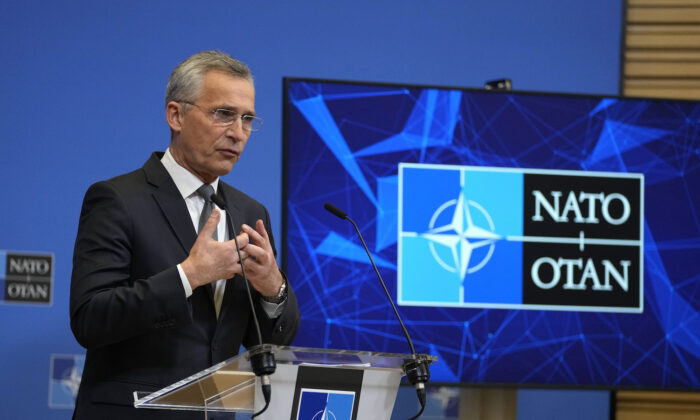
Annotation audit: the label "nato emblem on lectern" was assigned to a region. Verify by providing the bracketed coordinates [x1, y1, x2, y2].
[397, 163, 644, 313]
[297, 389, 355, 420]
[48, 354, 84, 409]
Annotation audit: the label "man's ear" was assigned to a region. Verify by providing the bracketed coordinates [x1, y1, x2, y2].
[166, 101, 184, 133]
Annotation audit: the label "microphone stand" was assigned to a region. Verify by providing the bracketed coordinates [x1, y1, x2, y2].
[211, 193, 275, 418]
[324, 203, 431, 420]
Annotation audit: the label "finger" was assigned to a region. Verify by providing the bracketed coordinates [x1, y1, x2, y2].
[199, 208, 220, 239]
[242, 255, 256, 267]
[225, 231, 248, 249]
[235, 231, 249, 248]
[240, 241, 265, 260]
[242, 254, 265, 273]
[241, 223, 268, 248]
[236, 249, 249, 263]
[255, 219, 270, 242]
[230, 262, 244, 277]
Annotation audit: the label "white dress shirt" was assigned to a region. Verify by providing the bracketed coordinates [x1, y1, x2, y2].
[161, 148, 283, 318]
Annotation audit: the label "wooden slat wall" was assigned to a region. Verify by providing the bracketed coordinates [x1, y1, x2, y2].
[616, 391, 700, 420]
[618, 2, 700, 416]
[623, 0, 700, 99]
[458, 388, 517, 420]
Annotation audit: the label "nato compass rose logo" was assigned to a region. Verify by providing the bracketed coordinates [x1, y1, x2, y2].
[398, 163, 525, 307]
[297, 389, 355, 420]
[312, 407, 337, 420]
[49, 354, 85, 409]
[422, 191, 500, 281]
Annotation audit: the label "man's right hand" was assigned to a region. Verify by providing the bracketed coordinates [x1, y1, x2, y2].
[181, 208, 249, 290]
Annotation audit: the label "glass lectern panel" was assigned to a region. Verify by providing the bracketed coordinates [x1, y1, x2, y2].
[133, 345, 437, 413]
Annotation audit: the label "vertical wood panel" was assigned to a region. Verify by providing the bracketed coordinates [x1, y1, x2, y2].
[458, 388, 517, 420]
[616, 391, 700, 420]
[618, 0, 700, 414]
[623, 0, 700, 99]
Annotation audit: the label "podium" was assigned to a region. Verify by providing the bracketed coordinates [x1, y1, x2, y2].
[133, 344, 436, 419]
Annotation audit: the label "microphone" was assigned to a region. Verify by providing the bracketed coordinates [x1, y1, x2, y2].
[323, 203, 347, 220]
[211, 192, 275, 418]
[324, 202, 430, 420]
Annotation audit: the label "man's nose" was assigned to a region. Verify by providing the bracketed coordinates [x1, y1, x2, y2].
[225, 121, 248, 140]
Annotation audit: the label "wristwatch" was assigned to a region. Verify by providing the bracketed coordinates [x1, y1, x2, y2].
[262, 280, 287, 304]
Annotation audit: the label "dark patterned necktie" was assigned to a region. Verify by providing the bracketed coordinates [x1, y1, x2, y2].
[195, 184, 219, 300]
[196, 184, 217, 241]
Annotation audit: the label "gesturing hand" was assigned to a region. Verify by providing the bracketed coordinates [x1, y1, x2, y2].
[181, 208, 250, 290]
[240, 219, 284, 297]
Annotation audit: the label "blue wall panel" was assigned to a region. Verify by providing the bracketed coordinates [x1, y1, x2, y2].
[0, 1, 622, 417]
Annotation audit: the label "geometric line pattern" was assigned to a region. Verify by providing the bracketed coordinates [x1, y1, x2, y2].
[284, 79, 700, 388]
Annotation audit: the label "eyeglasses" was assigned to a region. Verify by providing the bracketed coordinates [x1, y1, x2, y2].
[180, 101, 263, 132]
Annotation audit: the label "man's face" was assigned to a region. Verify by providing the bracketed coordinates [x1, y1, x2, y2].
[167, 70, 255, 183]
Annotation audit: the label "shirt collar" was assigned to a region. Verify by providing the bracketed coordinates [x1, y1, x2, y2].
[161, 148, 219, 199]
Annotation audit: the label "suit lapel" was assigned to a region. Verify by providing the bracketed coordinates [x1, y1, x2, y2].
[144, 153, 197, 254]
[221, 183, 245, 237]
[143, 152, 215, 303]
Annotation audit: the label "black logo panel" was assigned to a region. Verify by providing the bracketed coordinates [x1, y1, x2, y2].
[524, 173, 641, 240]
[523, 243, 640, 309]
[4, 253, 53, 304]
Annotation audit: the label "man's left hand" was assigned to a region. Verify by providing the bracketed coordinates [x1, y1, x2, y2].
[240, 220, 284, 297]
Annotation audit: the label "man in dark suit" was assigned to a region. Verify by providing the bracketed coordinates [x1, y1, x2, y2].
[70, 51, 300, 419]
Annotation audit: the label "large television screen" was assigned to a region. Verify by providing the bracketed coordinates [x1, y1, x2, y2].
[282, 78, 700, 389]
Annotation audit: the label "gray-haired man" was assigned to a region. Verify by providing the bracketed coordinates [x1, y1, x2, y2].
[70, 51, 300, 419]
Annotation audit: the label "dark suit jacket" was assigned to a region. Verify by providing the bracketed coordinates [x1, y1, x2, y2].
[69, 152, 300, 419]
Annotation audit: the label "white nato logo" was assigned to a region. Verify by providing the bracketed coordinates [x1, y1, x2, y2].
[422, 190, 500, 280]
[312, 408, 338, 420]
[60, 366, 81, 397]
[297, 389, 354, 420]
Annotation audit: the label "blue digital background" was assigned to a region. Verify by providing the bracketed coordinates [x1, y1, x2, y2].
[284, 79, 700, 388]
[0, 251, 6, 293]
